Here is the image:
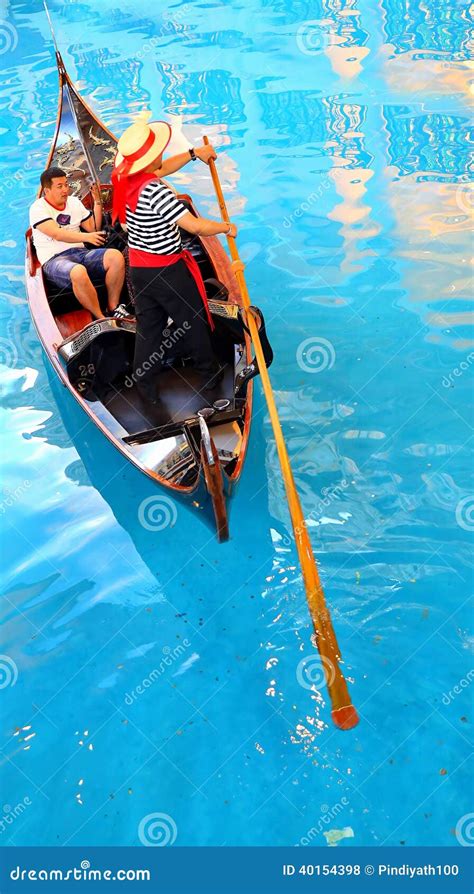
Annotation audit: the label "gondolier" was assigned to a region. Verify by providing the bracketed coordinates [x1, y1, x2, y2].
[112, 113, 237, 404]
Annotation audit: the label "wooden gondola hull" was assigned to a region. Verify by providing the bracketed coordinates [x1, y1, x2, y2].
[25, 50, 256, 538]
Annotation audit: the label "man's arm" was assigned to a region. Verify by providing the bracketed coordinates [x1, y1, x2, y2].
[35, 219, 105, 246]
[153, 144, 217, 178]
[81, 185, 103, 232]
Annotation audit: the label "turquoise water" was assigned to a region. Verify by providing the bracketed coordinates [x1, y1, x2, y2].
[1, 0, 473, 850]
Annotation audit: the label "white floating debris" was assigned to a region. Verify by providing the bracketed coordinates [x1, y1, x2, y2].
[323, 827, 354, 847]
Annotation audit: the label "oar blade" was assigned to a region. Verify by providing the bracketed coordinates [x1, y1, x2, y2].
[332, 705, 360, 731]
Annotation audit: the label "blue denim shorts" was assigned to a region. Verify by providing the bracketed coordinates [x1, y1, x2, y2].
[43, 248, 106, 290]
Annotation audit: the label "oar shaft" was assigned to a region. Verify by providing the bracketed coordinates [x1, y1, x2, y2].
[204, 137, 358, 729]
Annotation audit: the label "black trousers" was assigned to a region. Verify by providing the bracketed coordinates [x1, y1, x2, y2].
[131, 261, 215, 401]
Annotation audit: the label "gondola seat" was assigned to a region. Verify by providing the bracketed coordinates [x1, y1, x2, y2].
[44, 271, 107, 340]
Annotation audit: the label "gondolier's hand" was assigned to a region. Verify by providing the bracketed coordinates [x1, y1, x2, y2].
[84, 230, 106, 246]
[225, 223, 238, 239]
[195, 143, 217, 165]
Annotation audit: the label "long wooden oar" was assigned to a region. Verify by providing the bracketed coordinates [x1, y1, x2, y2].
[204, 136, 358, 730]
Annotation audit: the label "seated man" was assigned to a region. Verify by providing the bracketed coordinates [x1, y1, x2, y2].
[29, 167, 125, 320]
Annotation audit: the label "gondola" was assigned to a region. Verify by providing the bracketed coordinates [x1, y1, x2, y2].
[25, 47, 273, 541]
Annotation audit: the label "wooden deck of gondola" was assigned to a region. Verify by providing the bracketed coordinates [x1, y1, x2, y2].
[123, 407, 243, 446]
[101, 363, 235, 436]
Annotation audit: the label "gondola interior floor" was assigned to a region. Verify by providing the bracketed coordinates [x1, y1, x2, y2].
[102, 363, 235, 433]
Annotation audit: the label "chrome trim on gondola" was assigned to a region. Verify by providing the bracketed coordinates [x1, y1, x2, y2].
[58, 317, 136, 362]
[198, 414, 215, 467]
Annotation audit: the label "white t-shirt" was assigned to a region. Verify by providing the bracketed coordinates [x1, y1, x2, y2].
[29, 195, 93, 265]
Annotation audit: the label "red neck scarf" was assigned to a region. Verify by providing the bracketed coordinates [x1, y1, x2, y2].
[112, 170, 157, 225]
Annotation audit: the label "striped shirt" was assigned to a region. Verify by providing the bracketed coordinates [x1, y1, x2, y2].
[126, 182, 187, 255]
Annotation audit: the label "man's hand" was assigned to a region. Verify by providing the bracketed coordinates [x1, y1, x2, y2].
[226, 223, 238, 239]
[195, 144, 217, 165]
[84, 231, 106, 246]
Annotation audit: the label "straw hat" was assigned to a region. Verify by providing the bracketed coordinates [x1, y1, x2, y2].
[114, 111, 172, 176]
